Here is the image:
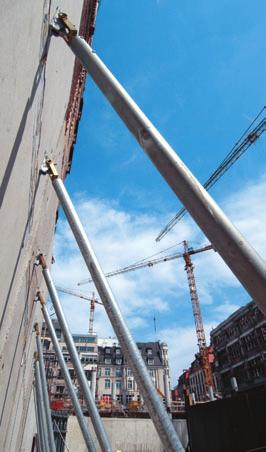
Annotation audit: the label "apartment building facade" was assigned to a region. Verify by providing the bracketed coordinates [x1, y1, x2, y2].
[42, 321, 172, 410]
[96, 340, 171, 407]
[42, 320, 98, 407]
[211, 301, 266, 396]
[175, 350, 219, 403]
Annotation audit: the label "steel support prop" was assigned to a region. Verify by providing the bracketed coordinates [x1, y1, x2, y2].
[164, 370, 171, 409]
[52, 13, 266, 315]
[38, 293, 97, 452]
[37, 260, 112, 452]
[34, 381, 46, 452]
[35, 360, 49, 452]
[43, 164, 184, 452]
[91, 369, 97, 400]
[35, 325, 56, 452]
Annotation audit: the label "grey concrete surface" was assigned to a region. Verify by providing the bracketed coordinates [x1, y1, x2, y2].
[0, 1, 85, 450]
[66, 416, 189, 452]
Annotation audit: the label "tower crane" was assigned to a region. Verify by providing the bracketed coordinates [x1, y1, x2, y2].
[78, 243, 213, 285]
[183, 241, 214, 396]
[156, 115, 266, 242]
[77, 242, 214, 396]
[56, 286, 103, 334]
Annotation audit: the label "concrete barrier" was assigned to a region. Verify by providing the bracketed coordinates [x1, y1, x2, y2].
[65, 415, 188, 451]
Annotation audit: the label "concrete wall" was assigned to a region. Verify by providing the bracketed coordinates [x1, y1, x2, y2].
[66, 416, 189, 451]
[0, 1, 89, 450]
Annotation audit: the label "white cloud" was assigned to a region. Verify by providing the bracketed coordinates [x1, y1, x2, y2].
[52, 195, 195, 325]
[225, 175, 266, 252]
[51, 174, 266, 383]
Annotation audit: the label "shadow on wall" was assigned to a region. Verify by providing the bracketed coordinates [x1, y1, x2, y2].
[0, 173, 42, 332]
[0, 31, 51, 209]
[0, 63, 44, 208]
[0, 250, 38, 437]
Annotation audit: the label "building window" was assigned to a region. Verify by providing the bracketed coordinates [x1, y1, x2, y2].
[115, 348, 121, 355]
[126, 394, 133, 403]
[78, 346, 95, 352]
[116, 395, 122, 402]
[105, 379, 111, 389]
[149, 369, 154, 377]
[98, 368, 101, 377]
[55, 329, 61, 339]
[68, 369, 75, 379]
[116, 380, 121, 389]
[147, 348, 152, 355]
[47, 368, 53, 378]
[73, 336, 96, 343]
[116, 358, 122, 365]
[42, 339, 50, 351]
[105, 347, 111, 354]
[105, 368, 111, 377]
[147, 358, 154, 365]
[127, 369, 133, 377]
[116, 368, 122, 377]
[127, 380, 133, 390]
[56, 385, 64, 394]
[105, 358, 111, 364]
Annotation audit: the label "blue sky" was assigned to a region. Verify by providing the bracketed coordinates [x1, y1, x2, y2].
[52, 1, 266, 382]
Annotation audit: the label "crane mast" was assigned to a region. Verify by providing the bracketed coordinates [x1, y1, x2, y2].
[77, 242, 214, 394]
[89, 293, 96, 334]
[56, 286, 102, 335]
[183, 241, 207, 351]
[183, 241, 213, 391]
